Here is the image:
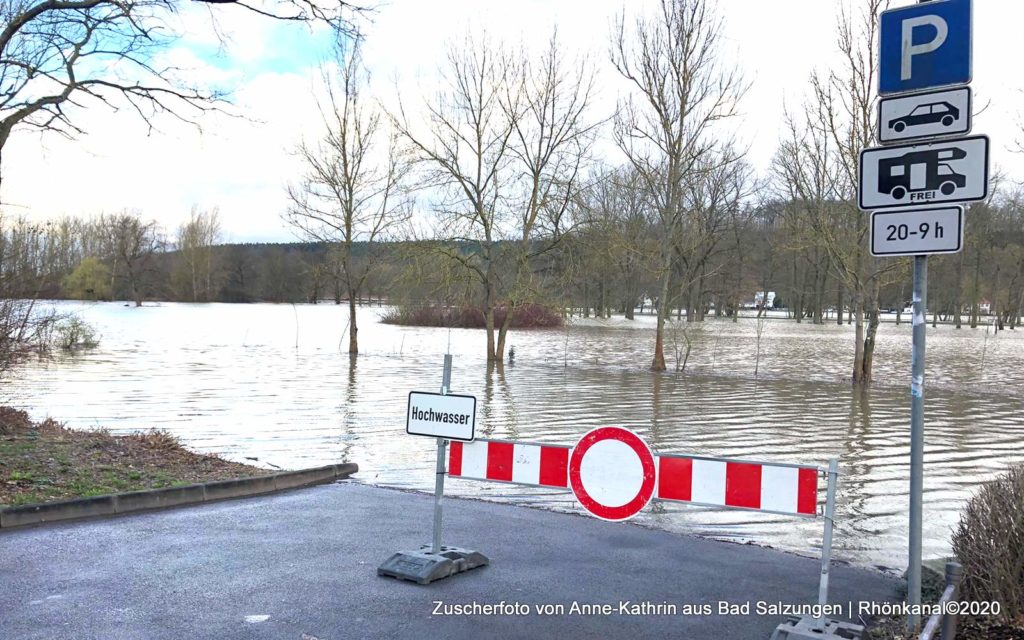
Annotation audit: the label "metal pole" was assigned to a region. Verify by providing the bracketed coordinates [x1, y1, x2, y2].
[909, 254, 928, 631]
[815, 458, 839, 631]
[940, 562, 962, 640]
[905, 0, 935, 629]
[431, 354, 453, 554]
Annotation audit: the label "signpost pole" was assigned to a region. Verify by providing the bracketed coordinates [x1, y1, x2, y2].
[432, 354, 453, 554]
[870, 0, 976, 630]
[814, 458, 839, 631]
[378, 352, 487, 585]
[907, 4, 930, 630]
[908, 254, 927, 630]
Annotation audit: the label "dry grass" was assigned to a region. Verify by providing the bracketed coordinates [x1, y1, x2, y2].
[0, 407, 270, 507]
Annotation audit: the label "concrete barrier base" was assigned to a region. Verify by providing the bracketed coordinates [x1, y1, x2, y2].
[770, 616, 864, 639]
[377, 545, 489, 585]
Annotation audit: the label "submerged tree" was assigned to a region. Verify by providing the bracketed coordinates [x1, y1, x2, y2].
[611, 0, 746, 371]
[174, 207, 222, 302]
[395, 32, 596, 363]
[774, 0, 897, 384]
[102, 212, 161, 307]
[285, 41, 409, 354]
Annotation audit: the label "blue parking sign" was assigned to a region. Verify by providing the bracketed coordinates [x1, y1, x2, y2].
[879, 0, 971, 95]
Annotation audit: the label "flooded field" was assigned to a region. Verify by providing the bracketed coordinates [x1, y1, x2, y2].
[6, 300, 1024, 570]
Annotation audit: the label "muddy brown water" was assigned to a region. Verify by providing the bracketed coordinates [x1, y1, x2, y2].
[7, 301, 1023, 570]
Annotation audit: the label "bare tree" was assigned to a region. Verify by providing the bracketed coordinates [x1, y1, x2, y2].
[611, 0, 746, 370]
[395, 32, 596, 363]
[0, 216, 59, 375]
[0, 0, 365, 197]
[773, 0, 900, 383]
[675, 150, 754, 323]
[175, 206, 221, 302]
[102, 211, 160, 306]
[285, 41, 408, 354]
[577, 166, 658, 320]
[494, 33, 598, 359]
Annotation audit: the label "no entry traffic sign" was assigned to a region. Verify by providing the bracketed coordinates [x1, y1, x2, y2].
[568, 427, 657, 522]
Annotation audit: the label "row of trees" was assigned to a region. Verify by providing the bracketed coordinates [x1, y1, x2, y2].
[6, 169, 1024, 375]
[280, 0, 1024, 380]
[5, 0, 1024, 384]
[277, 0, 874, 377]
[0, 209, 399, 306]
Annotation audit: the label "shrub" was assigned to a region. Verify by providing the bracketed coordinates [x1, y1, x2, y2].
[952, 464, 1024, 627]
[62, 257, 112, 300]
[53, 317, 100, 351]
[381, 303, 562, 329]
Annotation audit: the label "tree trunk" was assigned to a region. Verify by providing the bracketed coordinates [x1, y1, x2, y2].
[993, 265, 1002, 333]
[852, 291, 865, 383]
[693, 272, 705, 322]
[970, 249, 981, 328]
[813, 258, 825, 325]
[348, 296, 358, 354]
[836, 285, 843, 326]
[953, 251, 964, 328]
[129, 269, 142, 307]
[496, 307, 514, 362]
[485, 307, 497, 361]
[652, 267, 671, 372]
[792, 258, 803, 324]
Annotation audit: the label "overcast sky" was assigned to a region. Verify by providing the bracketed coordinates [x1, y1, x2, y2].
[4, 0, 1021, 243]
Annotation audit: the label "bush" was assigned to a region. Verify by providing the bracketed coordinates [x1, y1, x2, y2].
[62, 257, 112, 300]
[381, 303, 563, 329]
[53, 317, 100, 351]
[952, 464, 1024, 627]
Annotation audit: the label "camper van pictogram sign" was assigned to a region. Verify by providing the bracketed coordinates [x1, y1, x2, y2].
[858, 135, 989, 211]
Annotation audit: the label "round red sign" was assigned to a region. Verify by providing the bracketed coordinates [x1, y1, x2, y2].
[568, 426, 657, 521]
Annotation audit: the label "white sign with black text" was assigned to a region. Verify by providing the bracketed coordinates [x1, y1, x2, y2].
[870, 207, 964, 258]
[878, 87, 971, 145]
[858, 135, 989, 211]
[406, 391, 477, 442]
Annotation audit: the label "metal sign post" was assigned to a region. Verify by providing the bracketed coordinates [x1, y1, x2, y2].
[431, 354, 452, 554]
[908, 255, 927, 627]
[814, 459, 839, 632]
[862, 0, 978, 629]
[378, 354, 489, 585]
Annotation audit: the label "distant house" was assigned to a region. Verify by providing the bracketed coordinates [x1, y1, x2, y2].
[979, 299, 992, 315]
[754, 291, 776, 309]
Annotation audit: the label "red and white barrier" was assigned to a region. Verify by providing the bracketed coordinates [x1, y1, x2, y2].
[449, 440, 570, 488]
[449, 438, 819, 517]
[656, 455, 818, 517]
[444, 427, 840, 630]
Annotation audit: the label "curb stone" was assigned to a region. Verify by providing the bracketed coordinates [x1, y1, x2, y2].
[0, 463, 358, 529]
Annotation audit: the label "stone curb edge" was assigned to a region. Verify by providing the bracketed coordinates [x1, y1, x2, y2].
[0, 463, 358, 529]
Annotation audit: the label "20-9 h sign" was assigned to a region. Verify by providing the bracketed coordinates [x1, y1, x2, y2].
[406, 391, 476, 442]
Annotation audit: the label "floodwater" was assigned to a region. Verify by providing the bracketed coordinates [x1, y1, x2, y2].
[6, 301, 1024, 570]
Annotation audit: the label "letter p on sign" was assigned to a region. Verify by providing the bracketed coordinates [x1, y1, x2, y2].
[902, 15, 947, 81]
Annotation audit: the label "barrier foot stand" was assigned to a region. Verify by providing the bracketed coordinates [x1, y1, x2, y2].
[377, 545, 488, 585]
[769, 615, 864, 640]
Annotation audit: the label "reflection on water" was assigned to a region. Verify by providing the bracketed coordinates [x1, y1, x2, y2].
[6, 301, 1024, 569]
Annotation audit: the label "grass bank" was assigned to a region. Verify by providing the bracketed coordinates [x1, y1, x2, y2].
[0, 407, 268, 508]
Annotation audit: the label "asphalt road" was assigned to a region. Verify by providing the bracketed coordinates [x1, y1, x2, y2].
[0, 481, 900, 640]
